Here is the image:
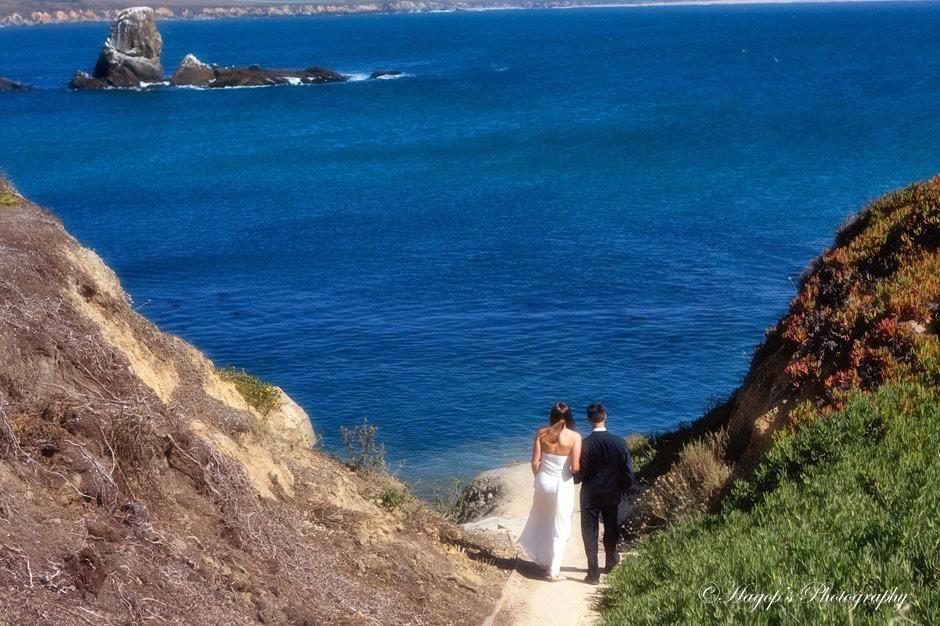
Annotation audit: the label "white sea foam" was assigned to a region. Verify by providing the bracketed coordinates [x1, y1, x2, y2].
[344, 72, 410, 82]
[134, 72, 408, 92]
[174, 83, 269, 90]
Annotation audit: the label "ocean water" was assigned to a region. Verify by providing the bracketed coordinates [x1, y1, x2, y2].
[2, 3, 940, 493]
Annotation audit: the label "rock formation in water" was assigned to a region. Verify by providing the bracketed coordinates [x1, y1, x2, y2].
[0, 77, 31, 91]
[67, 10, 347, 90]
[168, 53, 215, 86]
[169, 54, 347, 88]
[69, 6, 163, 90]
[369, 70, 403, 79]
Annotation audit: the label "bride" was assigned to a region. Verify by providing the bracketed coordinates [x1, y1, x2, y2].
[518, 402, 581, 581]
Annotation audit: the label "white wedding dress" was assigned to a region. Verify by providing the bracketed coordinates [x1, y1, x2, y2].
[518, 452, 575, 577]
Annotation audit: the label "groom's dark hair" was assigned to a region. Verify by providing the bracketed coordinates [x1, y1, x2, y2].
[586, 403, 607, 424]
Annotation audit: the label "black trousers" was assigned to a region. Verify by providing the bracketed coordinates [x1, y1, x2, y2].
[580, 500, 620, 579]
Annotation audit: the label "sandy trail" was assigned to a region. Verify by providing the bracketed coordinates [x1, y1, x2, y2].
[466, 465, 610, 626]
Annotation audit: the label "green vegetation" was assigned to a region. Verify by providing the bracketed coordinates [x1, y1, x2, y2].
[378, 484, 410, 512]
[340, 417, 387, 473]
[626, 434, 657, 475]
[604, 383, 940, 625]
[0, 179, 18, 206]
[604, 178, 940, 624]
[217, 366, 280, 416]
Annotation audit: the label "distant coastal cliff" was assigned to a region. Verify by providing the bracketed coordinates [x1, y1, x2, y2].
[0, 0, 563, 27]
[0, 3, 388, 27]
[0, 0, 839, 28]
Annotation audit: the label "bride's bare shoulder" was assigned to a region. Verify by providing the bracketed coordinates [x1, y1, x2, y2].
[562, 429, 581, 443]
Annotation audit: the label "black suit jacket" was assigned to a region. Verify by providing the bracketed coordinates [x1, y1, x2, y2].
[575, 430, 635, 507]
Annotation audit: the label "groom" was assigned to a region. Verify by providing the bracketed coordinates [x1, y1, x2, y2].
[575, 403, 635, 585]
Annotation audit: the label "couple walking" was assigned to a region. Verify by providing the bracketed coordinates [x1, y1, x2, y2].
[518, 402, 634, 584]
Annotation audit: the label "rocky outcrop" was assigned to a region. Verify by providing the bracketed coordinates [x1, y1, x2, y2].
[460, 463, 537, 525]
[0, 77, 31, 91]
[370, 70, 403, 79]
[68, 10, 347, 91]
[170, 54, 347, 88]
[69, 7, 163, 90]
[168, 53, 215, 87]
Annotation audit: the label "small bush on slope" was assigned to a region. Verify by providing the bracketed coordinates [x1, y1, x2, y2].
[217, 366, 280, 416]
[0, 178, 18, 205]
[602, 382, 940, 625]
[645, 429, 731, 527]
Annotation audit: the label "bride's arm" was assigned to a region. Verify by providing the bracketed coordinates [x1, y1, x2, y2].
[531, 433, 541, 476]
[570, 435, 582, 474]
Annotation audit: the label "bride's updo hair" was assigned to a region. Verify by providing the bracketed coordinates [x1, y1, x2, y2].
[540, 402, 574, 445]
[549, 402, 575, 430]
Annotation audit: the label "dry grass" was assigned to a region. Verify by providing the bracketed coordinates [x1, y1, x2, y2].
[644, 429, 731, 527]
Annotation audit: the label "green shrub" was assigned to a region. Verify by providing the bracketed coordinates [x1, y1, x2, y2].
[626, 434, 657, 475]
[217, 366, 280, 416]
[378, 485, 409, 512]
[602, 383, 940, 625]
[0, 178, 17, 206]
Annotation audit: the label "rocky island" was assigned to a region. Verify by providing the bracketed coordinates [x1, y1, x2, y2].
[0, 76, 31, 91]
[169, 53, 346, 88]
[69, 6, 163, 89]
[69, 6, 348, 90]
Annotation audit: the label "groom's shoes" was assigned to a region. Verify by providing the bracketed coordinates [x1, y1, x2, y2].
[584, 574, 601, 586]
[604, 555, 620, 574]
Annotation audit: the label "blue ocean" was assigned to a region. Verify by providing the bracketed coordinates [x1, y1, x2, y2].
[2, 2, 939, 492]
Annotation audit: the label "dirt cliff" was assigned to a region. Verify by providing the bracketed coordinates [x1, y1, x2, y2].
[0, 179, 508, 624]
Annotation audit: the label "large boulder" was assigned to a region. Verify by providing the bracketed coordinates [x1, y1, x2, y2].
[169, 54, 215, 87]
[170, 55, 347, 88]
[0, 77, 31, 92]
[69, 7, 163, 90]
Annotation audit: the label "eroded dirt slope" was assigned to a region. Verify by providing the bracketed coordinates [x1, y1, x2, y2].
[0, 180, 508, 625]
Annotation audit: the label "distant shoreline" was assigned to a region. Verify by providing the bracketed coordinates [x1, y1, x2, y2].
[0, 0, 919, 28]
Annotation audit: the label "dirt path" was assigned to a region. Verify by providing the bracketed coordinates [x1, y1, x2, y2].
[466, 465, 608, 626]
